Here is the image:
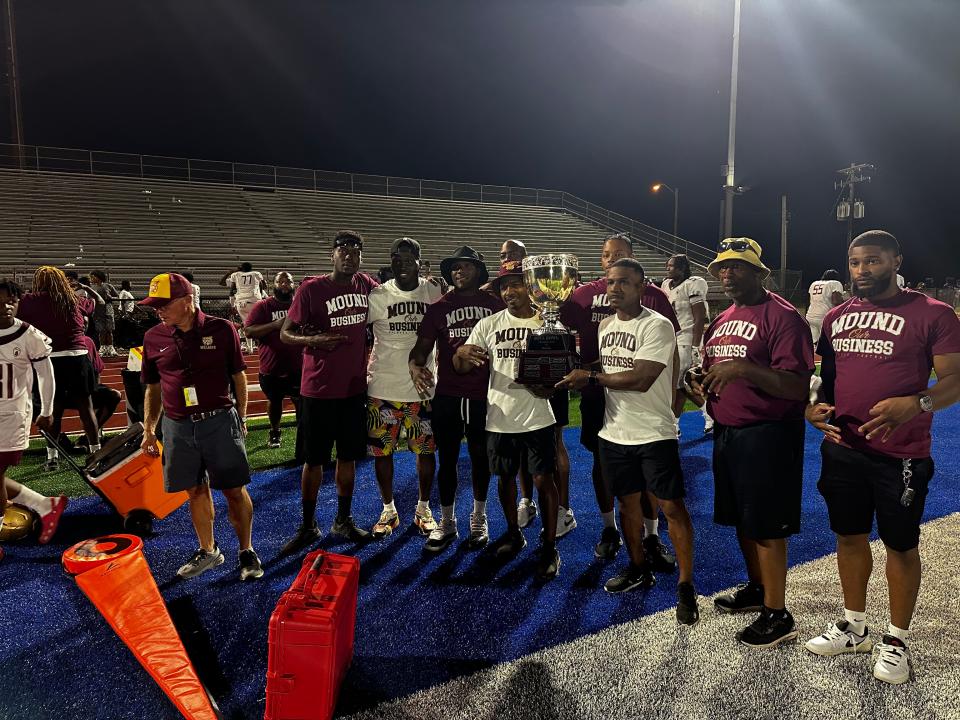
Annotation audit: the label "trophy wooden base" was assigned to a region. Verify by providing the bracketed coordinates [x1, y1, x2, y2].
[515, 350, 581, 385]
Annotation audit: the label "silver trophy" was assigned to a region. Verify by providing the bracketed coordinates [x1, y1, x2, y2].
[516, 254, 581, 384]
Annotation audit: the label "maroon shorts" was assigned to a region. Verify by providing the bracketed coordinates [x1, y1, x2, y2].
[0, 450, 24, 467]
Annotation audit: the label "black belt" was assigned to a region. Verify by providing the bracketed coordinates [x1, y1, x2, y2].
[188, 408, 229, 422]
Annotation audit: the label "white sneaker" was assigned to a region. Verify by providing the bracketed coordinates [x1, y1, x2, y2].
[873, 635, 911, 684]
[413, 506, 438, 535]
[424, 517, 457, 552]
[556, 507, 577, 538]
[805, 621, 873, 656]
[518, 498, 537, 528]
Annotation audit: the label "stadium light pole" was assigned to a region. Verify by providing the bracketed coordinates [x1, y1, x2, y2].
[721, 0, 742, 240]
[652, 182, 679, 238]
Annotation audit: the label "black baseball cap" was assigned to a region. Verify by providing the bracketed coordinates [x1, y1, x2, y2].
[390, 237, 421, 258]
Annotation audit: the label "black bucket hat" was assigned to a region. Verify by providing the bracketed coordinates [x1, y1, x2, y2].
[440, 245, 489, 286]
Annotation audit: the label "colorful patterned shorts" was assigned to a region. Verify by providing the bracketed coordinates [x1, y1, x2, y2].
[366, 397, 435, 456]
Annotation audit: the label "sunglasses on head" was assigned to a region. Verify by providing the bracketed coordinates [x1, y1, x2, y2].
[718, 239, 753, 252]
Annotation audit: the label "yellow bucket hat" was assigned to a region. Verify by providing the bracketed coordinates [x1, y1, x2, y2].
[708, 237, 771, 279]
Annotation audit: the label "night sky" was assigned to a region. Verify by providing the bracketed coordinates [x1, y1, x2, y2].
[10, 0, 960, 285]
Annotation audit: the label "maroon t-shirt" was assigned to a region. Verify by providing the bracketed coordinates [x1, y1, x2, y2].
[17, 292, 87, 353]
[287, 273, 378, 399]
[703, 291, 813, 427]
[820, 289, 960, 458]
[418, 290, 504, 400]
[141, 311, 247, 420]
[245, 296, 303, 378]
[560, 279, 681, 363]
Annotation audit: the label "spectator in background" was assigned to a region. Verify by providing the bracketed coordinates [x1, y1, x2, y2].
[18, 266, 103, 470]
[806, 269, 845, 346]
[90, 270, 120, 357]
[225, 263, 267, 354]
[181, 271, 201, 310]
[118, 280, 135, 315]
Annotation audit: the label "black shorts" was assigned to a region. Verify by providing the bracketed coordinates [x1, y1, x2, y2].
[432, 393, 487, 448]
[259, 372, 301, 405]
[299, 394, 367, 467]
[487, 425, 556, 478]
[598, 437, 685, 500]
[160, 408, 251, 492]
[713, 418, 805, 539]
[51, 354, 96, 404]
[578, 385, 604, 453]
[549, 389, 569, 427]
[817, 442, 933, 552]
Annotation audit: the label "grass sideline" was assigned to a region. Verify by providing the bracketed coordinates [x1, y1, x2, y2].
[11, 394, 704, 500]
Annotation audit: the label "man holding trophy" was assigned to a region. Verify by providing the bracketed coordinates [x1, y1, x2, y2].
[455, 258, 570, 581]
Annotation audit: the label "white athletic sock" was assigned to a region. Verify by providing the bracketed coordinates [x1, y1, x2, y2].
[601, 510, 618, 530]
[844, 608, 867, 636]
[12, 485, 52, 515]
[89, 443, 101, 454]
[887, 623, 910, 643]
[441, 504, 455, 522]
[558, 505, 567, 516]
[383, 500, 397, 514]
[416, 499, 430, 514]
[46, 446, 59, 461]
[518, 497, 531, 508]
[643, 517, 659, 538]
[473, 499, 486, 516]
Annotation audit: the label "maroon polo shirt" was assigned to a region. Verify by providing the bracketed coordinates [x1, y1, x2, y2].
[820, 289, 960, 458]
[286, 272, 378, 399]
[703, 291, 813, 427]
[560, 279, 681, 364]
[418, 289, 505, 400]
[18, 292, 88, 353]
[141, 310, 247, 420]
[245, 296, 303, 378]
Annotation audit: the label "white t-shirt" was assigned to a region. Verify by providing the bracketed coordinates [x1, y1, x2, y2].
[367, 278, 444, 402]
[465, 309, 556, 433]
[0, 320, 54, 451]
[597, 309, 678, 446]
[118, 289, 134, 313]
[806, 279, 844, 319]
[231, 271, 264, 302]
[661, 276, 709, 343]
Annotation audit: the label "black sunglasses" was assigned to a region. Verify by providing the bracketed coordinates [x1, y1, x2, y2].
[718, 239, 753, 252]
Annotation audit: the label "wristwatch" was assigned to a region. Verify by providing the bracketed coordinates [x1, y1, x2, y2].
[588, 370, 599, 387]
[918, 394, 934, 413]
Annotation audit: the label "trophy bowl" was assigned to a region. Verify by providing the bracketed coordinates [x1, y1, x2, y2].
[516, 254, 580, 384]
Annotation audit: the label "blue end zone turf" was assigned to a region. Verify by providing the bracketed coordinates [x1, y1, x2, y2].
[2, 407, 958, 718]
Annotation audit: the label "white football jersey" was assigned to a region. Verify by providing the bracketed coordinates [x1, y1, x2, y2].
[807, 280, 844, 319]
[0, 320, 53, 451]
[661, 276, 709, 341]
[231, 271, 264, 301]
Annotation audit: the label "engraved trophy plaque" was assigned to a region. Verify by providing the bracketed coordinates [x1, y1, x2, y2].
[515, 253, 581, 385]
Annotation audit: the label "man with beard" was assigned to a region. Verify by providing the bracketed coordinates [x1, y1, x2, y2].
[279, 231, 376, 554]
[365, 238, 444, 539]
[410, 246, 502, 552]
[804, 230, 960, 684]
[558, 259, 698, 623]
[244, 272, 302, 450]
[559, 234, 681, 568]
[456, 261, 561, 580]
[689, 238, 813, 648]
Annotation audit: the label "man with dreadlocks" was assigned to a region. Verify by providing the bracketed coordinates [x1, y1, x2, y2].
[18, 266, 102, 470]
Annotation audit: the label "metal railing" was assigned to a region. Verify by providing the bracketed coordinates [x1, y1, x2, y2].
[0, 142, 716, 268]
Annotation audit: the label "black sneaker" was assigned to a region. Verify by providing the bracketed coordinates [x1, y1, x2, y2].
[280, 523, 321, 556]
[535, 546, 560, 581]
[239, 548, 264, 581]
[331, 515, 371, 542]
[491, 528, 526, 558]
[604, 563, 656, 594]
[42, 458, 60, 473]
[737, 607, 799, 648]
[643, 534, 677, 573]
[594, 526, 623, 560]
[714, 581, 765, 614]
[268, 430, 282, 449]
[177, 545, 225, 579]
[676, 581, 700, 626]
